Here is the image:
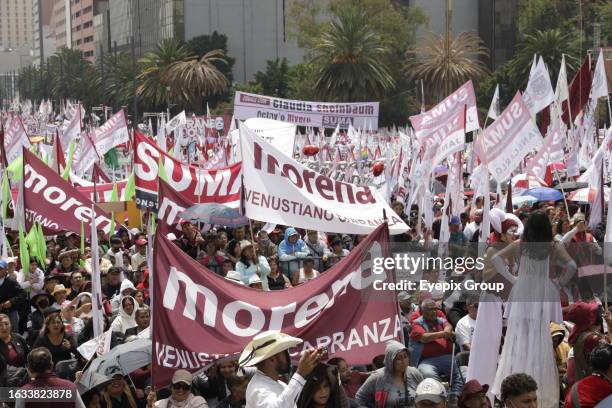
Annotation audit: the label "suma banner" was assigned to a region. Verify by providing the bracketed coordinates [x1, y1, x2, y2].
[234, 91, 379, 129]
[152, 223, 400, 387]
[474, 92, 543, 183]
[133, 130, 241, 211]
[410, 80, 479, 138]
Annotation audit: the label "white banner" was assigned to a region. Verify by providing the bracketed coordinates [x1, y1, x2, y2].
[244, 117, 296, 158]
[92, 110, 129, 156]
[4, 116, 30, 164]
[474, 92, 543, 182]
[409, 80, 479, 137]
[239, 123, 408, 235]
[234, 91, 379, 128]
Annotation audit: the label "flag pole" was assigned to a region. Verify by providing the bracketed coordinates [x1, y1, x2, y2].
[553, 167, 571, 217]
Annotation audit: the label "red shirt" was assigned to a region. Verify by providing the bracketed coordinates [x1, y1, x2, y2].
[564, 375, 612, 408]
[408, 309, 446, 322]
[409, 318, 453, 358]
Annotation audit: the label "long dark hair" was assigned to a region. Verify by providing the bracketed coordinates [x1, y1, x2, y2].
[521, 210, 553, 259]
[297, 363, 346, 408]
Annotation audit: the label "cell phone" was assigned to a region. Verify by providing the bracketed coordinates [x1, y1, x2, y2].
[319, 347, 329, 360]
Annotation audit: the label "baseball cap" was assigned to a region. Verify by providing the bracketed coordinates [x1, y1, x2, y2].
[450, 215, 461, 225]
[135, 238, 148, 246]
[0, 259, 7, 269]
[171, 369, 193, 385]
[415, 378, 447, 404]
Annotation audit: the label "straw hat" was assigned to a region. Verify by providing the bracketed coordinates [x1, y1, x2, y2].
[238, 330, 302, 367]
[52, 284, 68, 297]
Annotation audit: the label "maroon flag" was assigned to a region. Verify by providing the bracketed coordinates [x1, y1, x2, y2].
[152, 223, 400, 387]
[157, 179, 193, 235]
[0, 123, 7, 168]
[540, 57, 592, 132]
[562, 57, 592, 125]
[22, 149, 115, 236]
[92, 163, 112, 184]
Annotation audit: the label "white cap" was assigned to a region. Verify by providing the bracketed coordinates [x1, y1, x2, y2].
[415, 378, 447, 404]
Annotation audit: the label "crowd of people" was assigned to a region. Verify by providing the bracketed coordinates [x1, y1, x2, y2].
[0, 186, 609, 407]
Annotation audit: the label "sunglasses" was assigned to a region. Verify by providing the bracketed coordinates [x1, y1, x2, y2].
[172, 383, 191, 391]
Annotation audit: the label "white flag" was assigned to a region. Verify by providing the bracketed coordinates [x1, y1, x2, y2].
[523, 56, 555, 115]
[4, 116, 30, 165]
[487, 84, 500, 120]
[157, 116, 167, 152]
[555, 54, 569, 103]
[60, 104, 84, 150]
[90, 204, 105, 339]
[592, 49, 609, 100]
[73, 133, 99, 176]
[165, 110, 187, 135]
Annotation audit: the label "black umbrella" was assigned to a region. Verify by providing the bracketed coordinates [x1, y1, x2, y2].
[554, 181, 588, 191]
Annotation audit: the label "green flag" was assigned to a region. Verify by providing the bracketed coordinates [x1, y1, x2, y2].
[123, 172, 136, 201]
[1, 170, 10, 219]
[18, 225, 29, 280]
[61, 140, 77, 180]
[111, 182, 119, 202]
[105, 147, 120, 169]
[36, 222, 46, 266]
[158, 157, 168, 182]
[109, 213, 116, 238]
[7, 156, 23, 182]
[79, 221, 85, 267]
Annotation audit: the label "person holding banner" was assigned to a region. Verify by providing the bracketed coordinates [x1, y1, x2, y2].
[239, 330, 323, 408]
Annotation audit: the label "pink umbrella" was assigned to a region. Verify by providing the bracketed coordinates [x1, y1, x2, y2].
[567, 187, 610, 203]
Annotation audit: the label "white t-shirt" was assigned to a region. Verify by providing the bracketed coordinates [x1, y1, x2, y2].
[455, 314, 477, 351]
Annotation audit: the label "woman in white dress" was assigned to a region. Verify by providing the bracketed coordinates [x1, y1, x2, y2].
[467, 209, 522, 398]
[490, 210, 577, 408]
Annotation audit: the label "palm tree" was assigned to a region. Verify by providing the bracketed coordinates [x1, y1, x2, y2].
[309, 6, 395, 101]
[509, 29, 578, 89]
[136, 38, 193, 109]
[47, 48, 99, 104]
[403, 31, 489, 100]
[164, 49, 229, 113]
[98, 52, 138, 110]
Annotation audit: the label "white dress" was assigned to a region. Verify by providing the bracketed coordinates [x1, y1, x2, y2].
[491, 251, 562, 408]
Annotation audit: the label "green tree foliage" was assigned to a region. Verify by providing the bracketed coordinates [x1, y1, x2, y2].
[310, 6, 395, 101]
[136, 38, 193, 110]
[165, 49, 230, 114]
[509, 29, 579, 89]
[252, 58, 291, 98]
[289, 0, 426, 125]
[186, 31, 235, 83]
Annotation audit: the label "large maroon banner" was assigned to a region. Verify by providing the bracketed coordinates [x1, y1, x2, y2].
[23, 149, 115, 236]
[152, 223, 400, 387]
[133, 130, 241, 211]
